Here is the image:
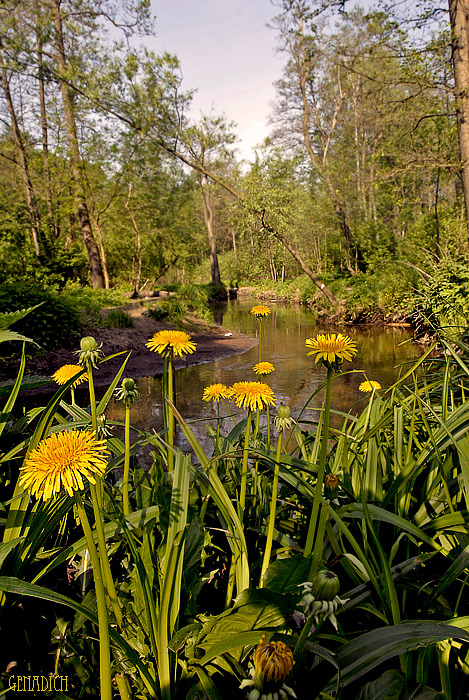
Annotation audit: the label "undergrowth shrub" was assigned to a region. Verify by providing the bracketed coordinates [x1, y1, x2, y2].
[60, 282, 129, 324]
[411, 257, 469, 334]
[102, 309, 133, 328]
[0, 281, 81, 352]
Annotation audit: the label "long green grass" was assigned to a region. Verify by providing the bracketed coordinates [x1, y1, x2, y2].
[1, 325, 469, 699]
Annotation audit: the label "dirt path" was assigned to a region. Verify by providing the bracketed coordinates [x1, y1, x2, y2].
[26, 303, 257, 387]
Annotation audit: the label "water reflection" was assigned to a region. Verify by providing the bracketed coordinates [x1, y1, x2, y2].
[105, 299, 422, 452]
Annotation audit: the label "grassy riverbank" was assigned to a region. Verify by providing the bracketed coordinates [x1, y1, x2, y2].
[1, 307, 469, 698]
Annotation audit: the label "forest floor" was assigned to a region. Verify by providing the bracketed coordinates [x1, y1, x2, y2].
[16, 301, 257, 387]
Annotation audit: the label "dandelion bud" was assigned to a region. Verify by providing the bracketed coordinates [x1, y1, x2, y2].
[115, 377, 139, 405]
[324, 473, 339, 495]
[311, 570, 340, 601]
[96, 413, 112, 438]
[76, 336, 103, 367]
[81, 336, 98, 352]
[274, 405, 294, 432]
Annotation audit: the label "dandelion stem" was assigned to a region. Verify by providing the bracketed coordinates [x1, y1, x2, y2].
[258, 320, 262, 363]
[90, 482, 123, 626]
[167, 357, 174, 473]
[216, 401, 220, 454]
[260, 427, 283, 585]
[122, 404, 131, 516]
[86, 361, 122, 626]
[239, 410, 252, 515]
[266, 404, 271, 447]
[75, 494, 112, 700]
[304, 368, 333, 558]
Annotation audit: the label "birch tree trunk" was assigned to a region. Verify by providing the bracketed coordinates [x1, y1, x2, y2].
[0, 48, 42, 261]
[51, 0, 105, 287]
[449, 0, 469, 243]
[199, 179, 221, 285]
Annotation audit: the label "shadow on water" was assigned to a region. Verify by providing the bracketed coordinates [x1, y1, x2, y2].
[104, 299, 422, 454]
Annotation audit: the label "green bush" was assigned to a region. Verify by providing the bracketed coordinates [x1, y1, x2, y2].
[148, 298, 188, 323]
[60, 282, 129, 324]
[102, 309, 133, 328]
[411, 257, 469, 334]
[0, 281, 81, 351]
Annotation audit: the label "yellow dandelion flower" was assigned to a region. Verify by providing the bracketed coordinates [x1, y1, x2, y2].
[52, 364, 87, 388]
[146, 329, 196, 358]
[359, 380, 382, 392]
[230, 381, 276, 411]
[202, 383, 233, 402]
[250, 305, 271, 318]
[305, 333, 357, 367]
[19, 430, 108, 501]
[253, 361, 275, 376]
[253, 634, 294, 685]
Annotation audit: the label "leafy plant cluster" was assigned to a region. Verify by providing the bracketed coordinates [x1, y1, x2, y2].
[148, 283, 226, 324]
[0, 281, 81, 352]
[410, 257, 469, 334]
[1, 313, 469, 698]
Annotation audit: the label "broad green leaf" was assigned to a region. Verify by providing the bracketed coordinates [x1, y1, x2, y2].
[0, 304, 42, 330]
[0, 329, 35, 345]
[358, 669, 440, 700]
[262, 556, 311, 595]
[323, 621, 469, 691]
[197, 588, 290, 663]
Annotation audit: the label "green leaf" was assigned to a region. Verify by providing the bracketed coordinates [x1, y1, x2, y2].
[323, 621, 469, 691]
[262, 556, 311, 596]
[196, 588, 290, 664]
[0, 329, 36, 345]
[0, 304, 43, 330]
[358, 669, 405, 699]
[358, 669, 441, 700]
[0, 536, 26, 568]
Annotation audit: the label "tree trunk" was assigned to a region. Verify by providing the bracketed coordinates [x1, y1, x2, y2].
[273, 230, 337, 306]
[449, 0, 469, 244]
[51, 0, 105, 288]
[199, 181, 221, 285]
[91, 213, 110, 289]
[37, 29, 57, 240]
[0, 49, 42, 261]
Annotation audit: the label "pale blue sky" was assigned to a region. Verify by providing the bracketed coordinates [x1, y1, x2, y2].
[150, 0, 283, 160]
[149, 1, 371, 160]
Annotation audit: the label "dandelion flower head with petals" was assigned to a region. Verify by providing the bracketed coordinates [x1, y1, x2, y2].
[250, 305, 271, 318]
[253, 361, 275, 376]
[254, 633, 294, 685]
[231, 381, 276, 411]
[305, 333, 357, 369]
[19, 430, 108, 501]
[146, 329, 196, 357]
[202, 383, 233, 402]
[359, 380, 381, 393]
[52, 364, 87, 388]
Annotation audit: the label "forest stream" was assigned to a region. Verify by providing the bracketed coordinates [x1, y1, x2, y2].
[103, 299, 423, 452]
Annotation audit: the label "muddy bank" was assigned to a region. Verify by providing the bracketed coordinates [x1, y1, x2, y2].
[5, 303, 257, 389]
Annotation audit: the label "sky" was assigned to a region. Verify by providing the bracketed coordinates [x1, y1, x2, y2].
[149, 0, 284, 161]
[148, 1, 373, 161]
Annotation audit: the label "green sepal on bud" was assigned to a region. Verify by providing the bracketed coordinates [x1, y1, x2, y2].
[75, 336, 103, 367]
[115, 377, 139, 405]
[274, 404, 294, 432]
[96, 413, 112, 438]
[310, 569, 340, 601]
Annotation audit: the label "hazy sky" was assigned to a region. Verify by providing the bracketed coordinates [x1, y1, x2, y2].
[148, 1, 373, 161]
[150, 0, 283, 160]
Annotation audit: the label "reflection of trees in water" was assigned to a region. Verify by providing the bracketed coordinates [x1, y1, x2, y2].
[101, 301, 422, 448]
